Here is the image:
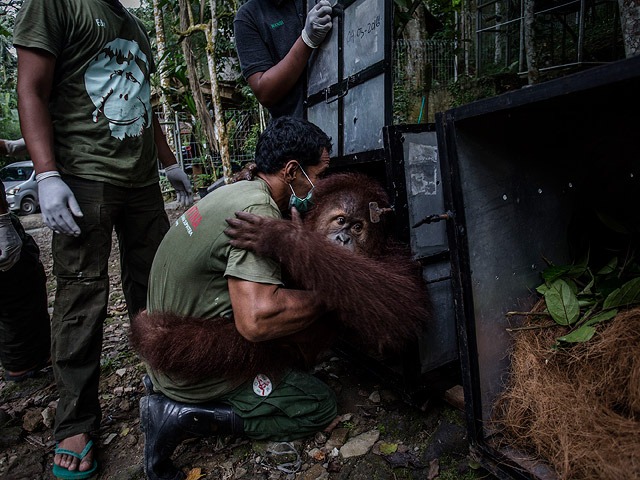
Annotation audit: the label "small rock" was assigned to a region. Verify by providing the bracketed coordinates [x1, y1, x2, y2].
[326, 427, 349, 450]
[397, 444, 409, 454]
[113, 387, 124, 396]
[327, 461, 342, 473]
[104, 433, 118, 445]
[23, 408, 44, 432]
[235, 467, 248, 477]
[115, 368, 127, 377]
[118, 399, 132, 412]
[339, 429, 380, 459]
[41, 406, 56, 429]
[314, 431, 327, 445]
[340, 413, 353, 422]
[125, 434, 137, 446]
[298, 463, 327, 480]
[368, 391, 381, 403]
[255, 456, 261, 464]
[331, 448, 339, 457]
[309, 448, 325, 461]
[7, 455, 18, 469]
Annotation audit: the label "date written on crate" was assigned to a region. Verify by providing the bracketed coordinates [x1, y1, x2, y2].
[346, 15, 381, 43]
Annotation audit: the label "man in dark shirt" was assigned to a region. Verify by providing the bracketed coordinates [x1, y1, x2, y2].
[234, 0, 333, 118]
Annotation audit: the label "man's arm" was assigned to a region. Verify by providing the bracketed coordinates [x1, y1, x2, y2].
[238, 1, 332, 108]
[246, 37, 313, 108]
[17, 46, 83, 236]
[229, 278, 326, 342]
[16, 47, 56, 175]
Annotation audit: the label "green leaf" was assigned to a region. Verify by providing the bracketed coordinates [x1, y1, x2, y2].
[585, 309, 618, 326]
[595, 211, 629, 234]
[557, 325, 596, 343]
[544, 279, 580, 325]
[603, 278, 640, 309]
[379, 443, 398, 454]
[597, 257, 618, 275]
[536, 283, 550, 295]
[579, 275, 595, 295]
[568, 255, 589, 277]
[541, 265, 571, 283]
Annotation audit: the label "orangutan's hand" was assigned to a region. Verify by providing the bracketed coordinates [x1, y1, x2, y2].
[225, 209, 303, 258]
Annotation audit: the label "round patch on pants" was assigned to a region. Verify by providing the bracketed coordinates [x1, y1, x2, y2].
[253, 374, 273, 397]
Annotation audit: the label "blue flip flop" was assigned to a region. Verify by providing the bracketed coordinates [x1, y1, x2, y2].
[52, 440, 98, 479]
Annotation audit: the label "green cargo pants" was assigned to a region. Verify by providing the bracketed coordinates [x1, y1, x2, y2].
[219, 370, 338, 441]
[52, 175, 169, 441]
[0, 214, 50, 372]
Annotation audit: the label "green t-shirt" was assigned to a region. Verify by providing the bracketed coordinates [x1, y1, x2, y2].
[146, 178, 283, 401]
[13, 0, 159, 188]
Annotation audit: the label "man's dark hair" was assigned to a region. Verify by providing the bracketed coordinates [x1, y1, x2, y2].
[255, 117, 332, 174]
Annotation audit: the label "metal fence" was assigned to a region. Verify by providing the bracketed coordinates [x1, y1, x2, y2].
[394, 39, 457, 87]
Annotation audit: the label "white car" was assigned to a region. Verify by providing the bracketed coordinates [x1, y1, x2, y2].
[0, 160, 39, 215]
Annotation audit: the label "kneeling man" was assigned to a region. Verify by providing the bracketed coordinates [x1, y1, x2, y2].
[134, 116, 336, 480]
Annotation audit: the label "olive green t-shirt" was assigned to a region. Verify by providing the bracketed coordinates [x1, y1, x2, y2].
[146, 178, 283, 402]
[13, 0, 159, 188]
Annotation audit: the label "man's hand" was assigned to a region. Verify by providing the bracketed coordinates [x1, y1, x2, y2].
[0, 138, 28, 157]
[165, 164, 193, 208]
[302, 0, 333, 48]
[37, 175, 83, 236]
[225, 208, 304, 257]
[0, 214, 22, 271]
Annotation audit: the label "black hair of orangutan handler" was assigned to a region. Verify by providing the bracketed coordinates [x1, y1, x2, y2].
[129, 173, 429, 380]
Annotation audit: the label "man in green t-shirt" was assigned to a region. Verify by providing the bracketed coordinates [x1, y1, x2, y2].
[13, 0, 193, 477]
[136, 116, 337, 480]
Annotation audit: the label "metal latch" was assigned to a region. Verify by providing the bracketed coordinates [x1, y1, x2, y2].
[412, 211, 453, 229]
[369, 202, 394, 223]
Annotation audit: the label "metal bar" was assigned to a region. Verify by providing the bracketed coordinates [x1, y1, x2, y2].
[519, 0, 525, 71]
[534, 0, 580, 16]
[516, 60, 609, 75]
[337, 1, 344, 159]
[476, 15, 530, 32]
[577, 0, 585, 62]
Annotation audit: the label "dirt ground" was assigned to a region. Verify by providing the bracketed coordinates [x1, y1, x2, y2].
[0, 204, 493, 480]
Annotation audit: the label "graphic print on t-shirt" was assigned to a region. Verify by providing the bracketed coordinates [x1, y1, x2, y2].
[84, 38, 152, 140]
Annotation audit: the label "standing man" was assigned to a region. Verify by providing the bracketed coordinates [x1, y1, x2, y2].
[234, 0, 334, 119]
[13, 0, 192, 477]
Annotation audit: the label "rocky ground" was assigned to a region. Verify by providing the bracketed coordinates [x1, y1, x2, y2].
[0, 204, 494, 480]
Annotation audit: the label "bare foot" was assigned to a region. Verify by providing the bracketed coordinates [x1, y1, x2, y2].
[55, 433, 94, 472]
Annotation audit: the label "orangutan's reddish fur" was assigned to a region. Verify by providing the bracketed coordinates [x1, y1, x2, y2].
[129, 173, 429, 380]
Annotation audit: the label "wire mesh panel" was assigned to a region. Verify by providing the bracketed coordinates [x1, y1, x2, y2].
[394, 39, 457, 87]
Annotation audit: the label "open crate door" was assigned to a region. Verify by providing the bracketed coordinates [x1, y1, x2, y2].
[436, 55, 640, 479]
[383, 125, 459, 386]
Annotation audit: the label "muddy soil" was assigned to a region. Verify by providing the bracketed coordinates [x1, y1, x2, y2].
[0, 204, 493, 480]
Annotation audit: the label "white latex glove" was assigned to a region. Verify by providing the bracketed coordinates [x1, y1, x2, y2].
[165, 164, 194, 208]
[37, 174, 83, 236]
[0, 214, 22, 271]
[302, 0, 333, 48]
[0, 138, 28, 157]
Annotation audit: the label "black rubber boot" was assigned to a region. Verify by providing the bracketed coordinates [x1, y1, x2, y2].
[142, 374, 155, 395]
[139, 393, 244, 480]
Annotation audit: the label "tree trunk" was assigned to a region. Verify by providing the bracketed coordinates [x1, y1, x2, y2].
[618, 0, 640, 57]
[206, 0, 233, 184]
[401, 7, 431, 123]
[524, 0, 539, 85]
[178, 0, 218, 177]
[152, 0, 176, 155]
